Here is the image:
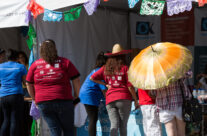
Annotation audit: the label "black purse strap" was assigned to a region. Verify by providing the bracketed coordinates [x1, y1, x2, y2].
[180, 78, 193, 102]
[180, 79, 186, 102]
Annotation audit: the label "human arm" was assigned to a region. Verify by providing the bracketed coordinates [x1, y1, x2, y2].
[90, 77, 106, 86]
[26, 82, 35, 100]
[22, 75, 26, 86]
[72, 77, 81, 98]
[128, 86, 139, 109]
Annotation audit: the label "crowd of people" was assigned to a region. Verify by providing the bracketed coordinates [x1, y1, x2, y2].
[0, 39, 206, 136]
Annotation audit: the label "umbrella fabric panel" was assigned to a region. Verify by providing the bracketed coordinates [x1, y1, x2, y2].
[128, 42, 193, 90]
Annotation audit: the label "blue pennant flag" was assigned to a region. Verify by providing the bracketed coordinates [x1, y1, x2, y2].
[43, 9, 62, 22]
[128, 0, 139, 8]
[28, 49, 34, 69]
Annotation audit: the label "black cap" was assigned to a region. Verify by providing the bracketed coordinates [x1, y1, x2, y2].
[0, 49, 5, 54]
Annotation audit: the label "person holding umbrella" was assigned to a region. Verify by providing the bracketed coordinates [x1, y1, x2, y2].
[152, 77, 191, 136]
[128, 42, 193, 136]
[90, 43, 139, 136]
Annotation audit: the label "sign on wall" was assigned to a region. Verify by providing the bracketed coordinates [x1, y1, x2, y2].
[161, 9, 194, 46]
[194, 8, 207, 46]
[130, 13, 161, 49]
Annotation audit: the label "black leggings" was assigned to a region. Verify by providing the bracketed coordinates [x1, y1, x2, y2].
[0, 94, 24, 136]
[84, 104, 99, 136]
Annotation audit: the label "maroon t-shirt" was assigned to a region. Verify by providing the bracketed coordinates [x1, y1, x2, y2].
[91, 65, 133, 105]
[138, 89, 155, 105]
[26, 57, 80, 104]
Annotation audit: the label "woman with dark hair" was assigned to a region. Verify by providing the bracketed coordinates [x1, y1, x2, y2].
[26, 39, 81, 136]
[17, 51, 29, 97]
[0, 49, 27, 136]
[90, 44, 138, 136]
[18, 51, 28, 67]
[79, 51, 107, 136]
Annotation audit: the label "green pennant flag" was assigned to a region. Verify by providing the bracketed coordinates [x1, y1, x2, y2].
[27, 24, 37, 50]
[30, 120, 36, 136]
[140, 0, 165, 15]
[28, 23, 36, 38]
[64, 6, 82, 22]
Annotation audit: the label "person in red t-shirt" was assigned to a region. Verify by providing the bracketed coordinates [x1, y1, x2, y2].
[138, 89, 162, 136]
[26, 39, 81, 136]
[90, 44, 138, 136]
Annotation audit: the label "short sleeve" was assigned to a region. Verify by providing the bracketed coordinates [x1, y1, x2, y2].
[67, 60, 80, 80]
[91, 66, 104, 80]
[26, 62, 36, 83]
[21, 65, 27, 76]
[99, 80, 107, 90]
[124, 66, 133, 87]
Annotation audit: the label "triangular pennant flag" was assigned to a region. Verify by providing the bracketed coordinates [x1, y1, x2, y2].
[28, 23, 36, 38]
[84, 0, 100, 15]
[43, 9, 62, 22]
[27, 24, 36, 50]
[28, 49, 35, 69]
[198, 0, 207, 6]
[26, 38, 34, 50]
[27, 0, 44, 18]
[128, 0, 139, 8]
[64, 6, 82, 21]
[167, 0, 192, 16]
[140, 0, 165, 15]
[25, 10, 32, 24]
[30, 120, 36, 136]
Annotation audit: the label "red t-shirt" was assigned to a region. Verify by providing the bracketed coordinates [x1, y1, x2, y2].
[26, 57, 80, 104]
[138, 89, 155, 105]
[91, 65, 133, 105]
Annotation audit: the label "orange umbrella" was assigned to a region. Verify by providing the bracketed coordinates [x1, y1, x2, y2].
[128, 42, 193, 90]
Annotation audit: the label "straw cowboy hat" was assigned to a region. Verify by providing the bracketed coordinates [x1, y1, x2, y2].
[104, 43, 132, 56]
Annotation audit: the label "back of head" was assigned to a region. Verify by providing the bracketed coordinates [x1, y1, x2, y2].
[40, 39, 58, 64]
[104, 55, 126, 75]
[94, 51, 107, 69]
[6, 49, 18, 61]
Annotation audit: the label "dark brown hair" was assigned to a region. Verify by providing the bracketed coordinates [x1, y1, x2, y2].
[40, 39, 58, 64]
[94, 51, 107, 69]
[104, 55, 126, 75]
[18, 51, 28, 65]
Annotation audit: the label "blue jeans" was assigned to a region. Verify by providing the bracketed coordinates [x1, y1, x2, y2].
[0, 94, 24, 136]
[38, 100, 74, 136]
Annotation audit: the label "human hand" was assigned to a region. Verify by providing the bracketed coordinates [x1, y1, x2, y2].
[106, 84, 111, 89]
[134, 100, 139, 109]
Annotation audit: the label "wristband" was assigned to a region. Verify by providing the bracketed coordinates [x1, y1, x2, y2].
[73, 97, 80, 105]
